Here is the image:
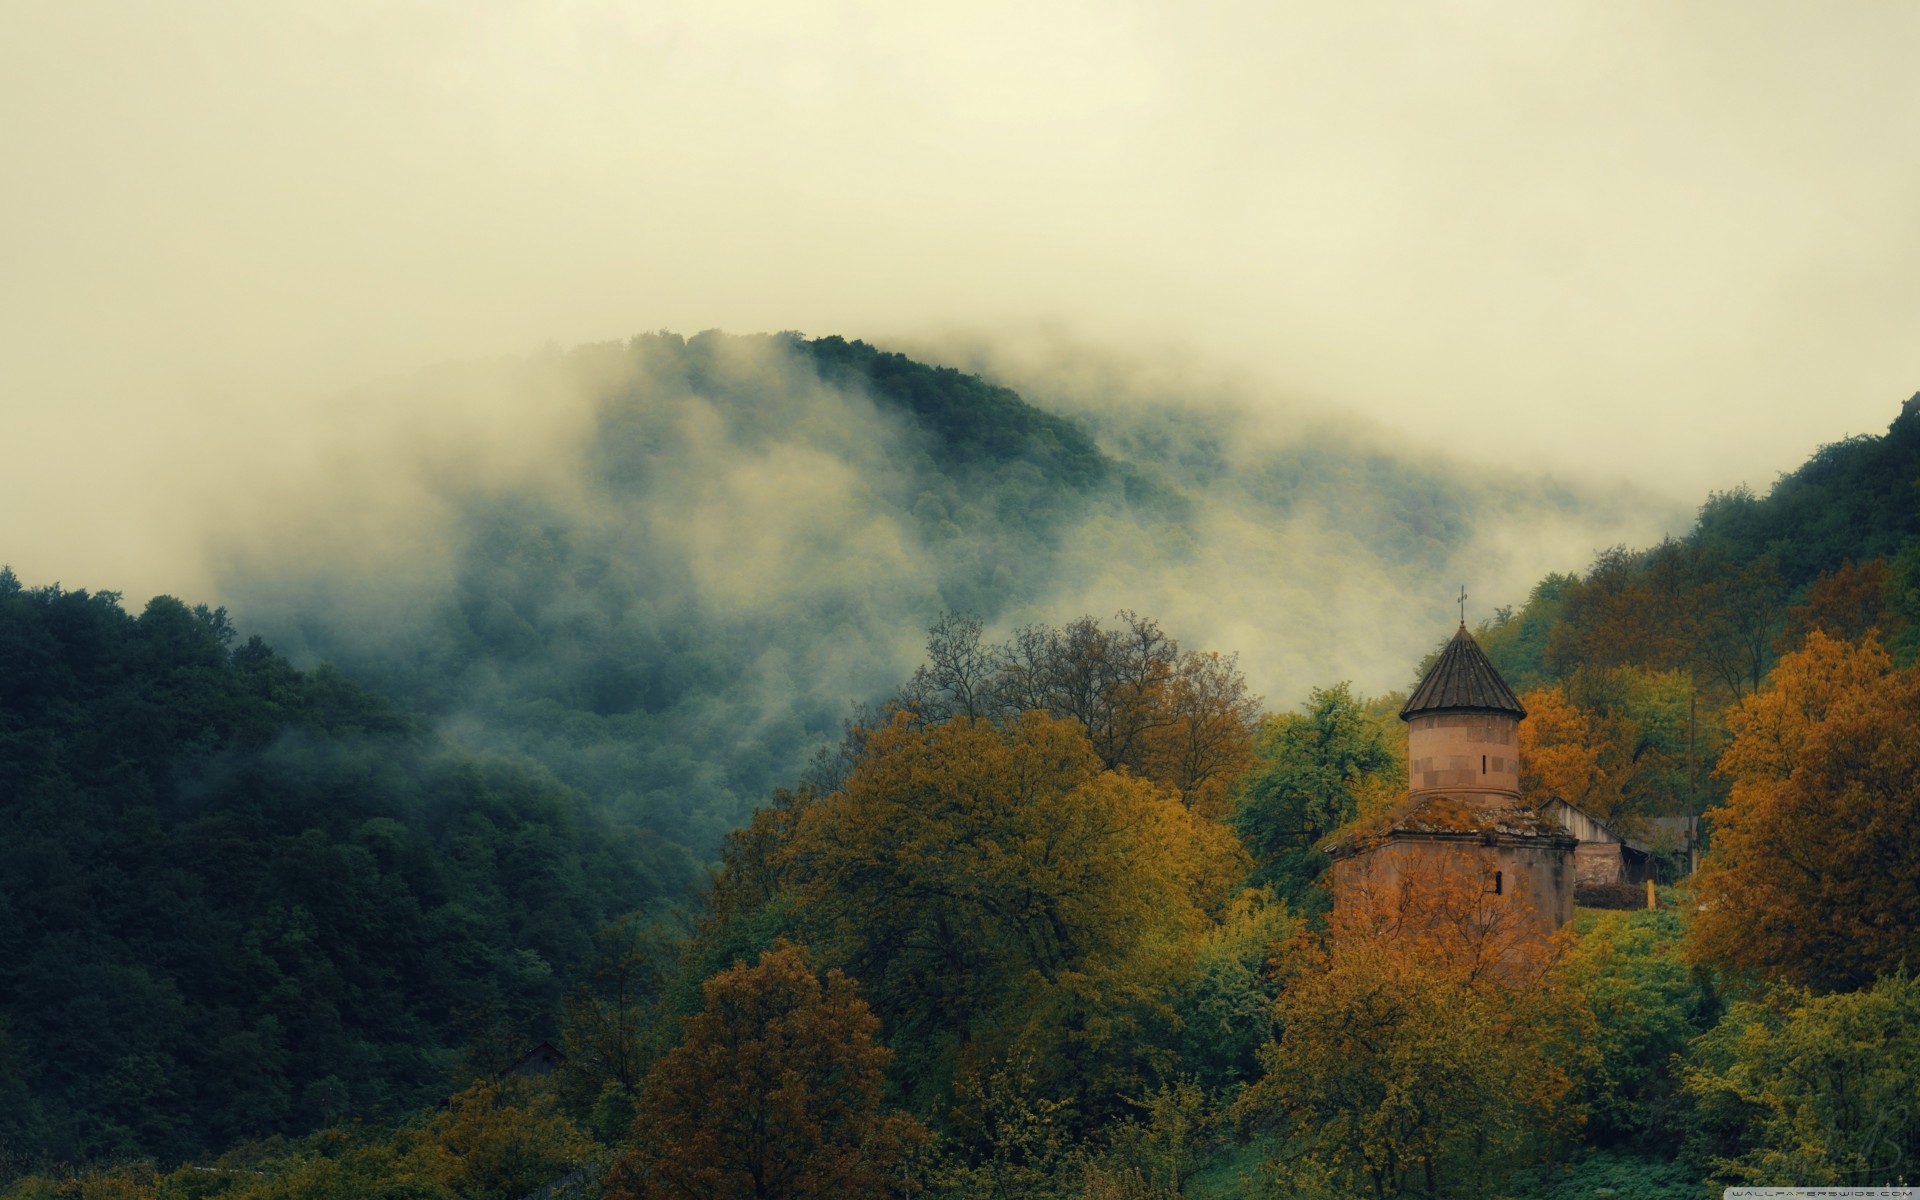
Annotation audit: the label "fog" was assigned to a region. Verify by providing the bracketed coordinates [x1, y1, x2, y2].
[4, 2, 1916, 740]
[197, 332, 1678, 844]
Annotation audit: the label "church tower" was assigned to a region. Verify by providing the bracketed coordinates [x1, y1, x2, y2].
[1326, 619, 1577, 935]
[1403, 623, 1528, 802]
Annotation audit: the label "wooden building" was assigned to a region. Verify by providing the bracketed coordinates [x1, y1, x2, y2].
[1539, 800, 1699, 887]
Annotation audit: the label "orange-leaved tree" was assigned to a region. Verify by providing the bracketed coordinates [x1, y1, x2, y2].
[1776, 557, 1904, 653]
[1518, 683, 1623, 819]
[603, 941, 925, 1200]
[1240, 857, 1580, 1198]
[1519, 668, 1696, 829]
[1691, 631, 1920, 991]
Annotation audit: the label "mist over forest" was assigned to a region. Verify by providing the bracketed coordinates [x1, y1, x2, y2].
[212, 331, 1682, 850]
[13, 4, 1920, 1193]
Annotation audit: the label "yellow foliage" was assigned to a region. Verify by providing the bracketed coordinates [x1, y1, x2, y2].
[785, 712, 1246, 1030]
[1714, 629, 1890, 785]
[1693, 632, 1920, 990]
[1519, 683, 1618, 815]
[399, 1080, 592, 1200]
[605, 942, 926, 1200]
[778, 710, 1249, 1133]
[1244, 859, 1580, 1197]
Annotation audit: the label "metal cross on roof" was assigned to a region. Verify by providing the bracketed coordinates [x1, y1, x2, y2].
[1458, 585, 1467, 626]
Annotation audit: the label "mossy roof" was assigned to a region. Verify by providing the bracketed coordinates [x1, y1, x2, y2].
[1324, 792, 1576, 858]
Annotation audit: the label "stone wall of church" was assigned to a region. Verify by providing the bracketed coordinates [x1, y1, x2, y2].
[1331, 835, 1574, 938]
[1406, 711, 1521, 798]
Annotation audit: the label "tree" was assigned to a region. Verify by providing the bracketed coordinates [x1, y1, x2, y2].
[1691, 632, 1920, 991]
[1776, 557, 1903, 652]
[559, 915, 673, 1130]
[1138, 649, 1263, 817]
[1691, 557, 1786, 701]
[779, 710, 1246, 1130]
[1557, 908, 1718, 1146]
[1519, 672, 1692, 828]
[1544, 541, 1785, 702]
[1239, 858, 1576, 1199]
[993, 613, 1180, 774]
[1232, 684, 1398, 905]
[785, 712, 1244, 1041]
[895, 612, 998, 724]
[1682, 974, 1920, 1188]
[1167, 888, 1294, 1092]
[602, 942, 924, 1200]
[885, 611, 1261, 811]
[403, 1080, 592, 1200]
[1546, 545, 1689, 678]
[1518, 684, 1621, 817]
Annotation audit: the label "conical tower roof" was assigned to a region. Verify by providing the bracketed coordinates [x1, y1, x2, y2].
[1399, 624, 1527, 721]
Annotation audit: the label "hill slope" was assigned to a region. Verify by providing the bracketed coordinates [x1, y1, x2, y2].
[218, 331, 1672, 849]
[0, 575, 692, 1160]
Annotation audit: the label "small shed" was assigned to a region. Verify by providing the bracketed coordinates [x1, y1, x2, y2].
[1538, 799, 1659, 886]
[1642, 816, 1701, 877]
[504, 1041, 568, 1079]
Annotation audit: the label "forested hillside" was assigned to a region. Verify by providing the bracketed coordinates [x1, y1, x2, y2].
[1458, 394, 1920, 836]
[219, 331, 1668, 855]
[0, 575, 695, 1162]
[4, 355, 1917, 1199]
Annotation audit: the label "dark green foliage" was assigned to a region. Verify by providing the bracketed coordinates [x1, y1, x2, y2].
[1692, 397, 1920, 587]
[797, 334, 1108, 491]
[1231, 684, 1397, 909]
[1473, 574, 1576, 695]
[234, 332, 1134, 853]
[1891, 539, 1920, 666]
[1505, 1149, 1702, 1200]
[1167, 892, 1292, 1094]
[0, 577, 695, 1163]
[1484, 397, 1919, 704]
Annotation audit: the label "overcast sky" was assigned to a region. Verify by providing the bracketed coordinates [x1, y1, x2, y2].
[4, 1, 1918, 603]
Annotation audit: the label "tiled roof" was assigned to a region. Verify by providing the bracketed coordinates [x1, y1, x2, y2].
[1399, 624, 1527, 721]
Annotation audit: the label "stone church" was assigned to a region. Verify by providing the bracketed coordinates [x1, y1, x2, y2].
[1326, 623, 1577, 938]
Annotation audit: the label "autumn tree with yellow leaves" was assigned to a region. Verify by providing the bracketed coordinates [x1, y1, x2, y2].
[603, 941, 926, 1200]
[1240, 858, 1580, 1199]
[1691, 632, 1920, 991]
[780, 710, 1248, 1121]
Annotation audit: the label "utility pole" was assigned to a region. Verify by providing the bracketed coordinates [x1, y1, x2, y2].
[1687, 689, 1698, 875]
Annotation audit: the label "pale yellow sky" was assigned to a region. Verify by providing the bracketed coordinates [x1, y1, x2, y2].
[4, 1, 1918, 602]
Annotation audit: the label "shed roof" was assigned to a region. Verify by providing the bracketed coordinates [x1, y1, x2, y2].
[1400, 624, 1527, 721]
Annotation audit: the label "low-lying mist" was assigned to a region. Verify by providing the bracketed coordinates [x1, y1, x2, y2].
[211, 330, 1687, 848]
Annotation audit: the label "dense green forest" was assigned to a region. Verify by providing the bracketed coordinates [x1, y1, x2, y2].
[3, 352, 1917, 1198]
[0, 575, 695, 1164]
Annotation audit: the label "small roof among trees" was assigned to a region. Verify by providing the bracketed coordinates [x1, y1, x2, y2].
[1400, 624, 1529, 721]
